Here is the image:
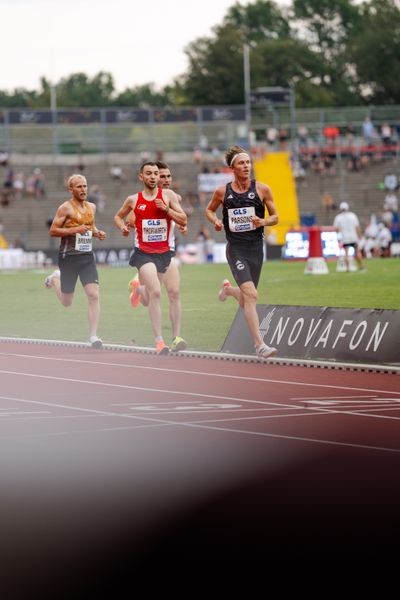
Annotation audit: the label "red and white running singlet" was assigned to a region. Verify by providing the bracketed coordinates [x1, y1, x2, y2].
[134, 188, 171, 253]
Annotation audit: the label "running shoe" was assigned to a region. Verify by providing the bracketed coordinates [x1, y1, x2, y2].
[44, 269, 60, 289]
[89, 335, 103, 349]
[129, 274, 140, 308]
[156, 340, 170, 355]
[218, 278, 232, 302]
[128, 273, 139, 292]
[171, 336, 187, 352]
[256, 343, 277, 359]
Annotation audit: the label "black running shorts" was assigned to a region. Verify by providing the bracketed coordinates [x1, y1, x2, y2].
[129, 248, 171, 274]
[226, 240, 264, 288]
[58, 253, 99, 294]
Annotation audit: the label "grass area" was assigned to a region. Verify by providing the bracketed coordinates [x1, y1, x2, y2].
[1, 258, 399, 351]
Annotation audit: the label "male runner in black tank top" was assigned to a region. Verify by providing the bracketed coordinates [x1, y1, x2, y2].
[205, 145, 279, 359]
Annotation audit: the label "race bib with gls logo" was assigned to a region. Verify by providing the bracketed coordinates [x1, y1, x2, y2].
[228, 206, 255, 232]
[142, 218, 167, 242]
[75, 230, 93, 252]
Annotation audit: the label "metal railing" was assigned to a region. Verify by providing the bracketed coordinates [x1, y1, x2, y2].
[1, 104, 399, 155]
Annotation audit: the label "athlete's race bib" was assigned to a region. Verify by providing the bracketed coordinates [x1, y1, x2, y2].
[142, 219, 167, 242]
[75, 230, 93, 252]
[228, 206, 256, 232]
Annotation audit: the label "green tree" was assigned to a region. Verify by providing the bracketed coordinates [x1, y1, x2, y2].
[292, 0, 362, 105]
[0, 88, 39, 108]
[113, 83, 169, 107]
[252, 38, 333, 107]
[0, 0, 399, 109]
[292, 0, 361, 51]
[223, 0, 291, 40]
[55, 72, 115, 107]
[179, 1, 296, 105]
[181, 25, 245, 105]
[179, 0, 360, 107]
[348, 0, 400, 104]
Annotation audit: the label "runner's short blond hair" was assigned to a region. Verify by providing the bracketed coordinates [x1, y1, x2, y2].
[67, 173, 86, 189]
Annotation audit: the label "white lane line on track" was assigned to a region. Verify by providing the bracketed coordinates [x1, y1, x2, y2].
[1, 393, 399, 454]
[306, 407, 400, 421]
[0, 393, 163, 419]
[4, 367, 394, 425]
[0, 411, 50, 417]
[0, 370, 321, 410]
[186, 406, 400, 424]
[292, 395, 378, 400]
[2, 369, 400, 423]
[1, 352, 399, 396]
[0, 420, 174, 441]
[112, 400, 307, 412]
[0, 394, 184, 436]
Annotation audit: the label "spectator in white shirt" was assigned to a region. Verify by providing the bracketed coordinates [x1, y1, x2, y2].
[376, 223, 392, 257]
[333, 202, 366, 271]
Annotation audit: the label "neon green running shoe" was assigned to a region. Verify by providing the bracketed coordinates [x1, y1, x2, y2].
[171, 336, 187, 352]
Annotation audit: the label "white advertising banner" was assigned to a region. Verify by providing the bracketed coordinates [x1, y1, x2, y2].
[197, 172, 234, 193]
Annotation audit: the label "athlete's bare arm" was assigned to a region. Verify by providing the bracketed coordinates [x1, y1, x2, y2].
[87, 202, 106, 240]
[126, 210, 136, 229]
[49, 202, 89, 237]
[114, 195, 137, 237]
[176, 194, 188, 234]
[252, 182, 279, 228]
[155, 189, 187, 228]
[205, 186, 224, 232]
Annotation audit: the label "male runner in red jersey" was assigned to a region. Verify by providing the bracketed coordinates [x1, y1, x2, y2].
[125, 161, 188, 352]
[114, 161, 187, 355]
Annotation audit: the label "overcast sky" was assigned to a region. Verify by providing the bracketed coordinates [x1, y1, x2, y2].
[2, 0, 291, 93]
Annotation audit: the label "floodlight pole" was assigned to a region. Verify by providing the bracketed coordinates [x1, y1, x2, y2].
[50, 48, 59, 154]
[289, 87, 296, 143]
[243, 44, 251, 148]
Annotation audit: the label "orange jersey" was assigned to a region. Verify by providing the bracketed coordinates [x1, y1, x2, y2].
[59, 200, 95, 255]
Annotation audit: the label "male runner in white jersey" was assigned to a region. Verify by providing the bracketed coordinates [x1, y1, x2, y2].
[205, 145, 279, 359]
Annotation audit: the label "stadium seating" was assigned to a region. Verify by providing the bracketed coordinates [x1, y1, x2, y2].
[0, 151, 397, 251]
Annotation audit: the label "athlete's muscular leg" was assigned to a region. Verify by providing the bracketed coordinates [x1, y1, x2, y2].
[163, 258, 181, 338]
[52, 274, 74, 307]
[222, 284, 241, 304]
[239, 281, 263, 349]
[139, 262, 163, 339]
[84, 282, 100, 338]
[137, 273, 149, 307]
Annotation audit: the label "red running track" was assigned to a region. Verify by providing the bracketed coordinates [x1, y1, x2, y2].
[0, 340, 399, 581]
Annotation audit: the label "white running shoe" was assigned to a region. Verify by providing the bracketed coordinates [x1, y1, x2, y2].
[44, 269, 60, 288]
[89, 335, 103, 349]
[256, 343, 277, 359]
[218, 279, 232, 302]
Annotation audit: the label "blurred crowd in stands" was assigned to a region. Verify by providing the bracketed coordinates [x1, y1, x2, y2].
[1, 117, 400, 259]
[321, 170, 400, 258]
[285, 116, 400, 185]
[1, 163, 46, 206]
[1, 149, 48, 207]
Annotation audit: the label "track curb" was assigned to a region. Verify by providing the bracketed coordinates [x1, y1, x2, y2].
[1, 336, 399, 374]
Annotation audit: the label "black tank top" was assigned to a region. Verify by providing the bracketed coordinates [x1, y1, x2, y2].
[222, 180, 264, 244]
